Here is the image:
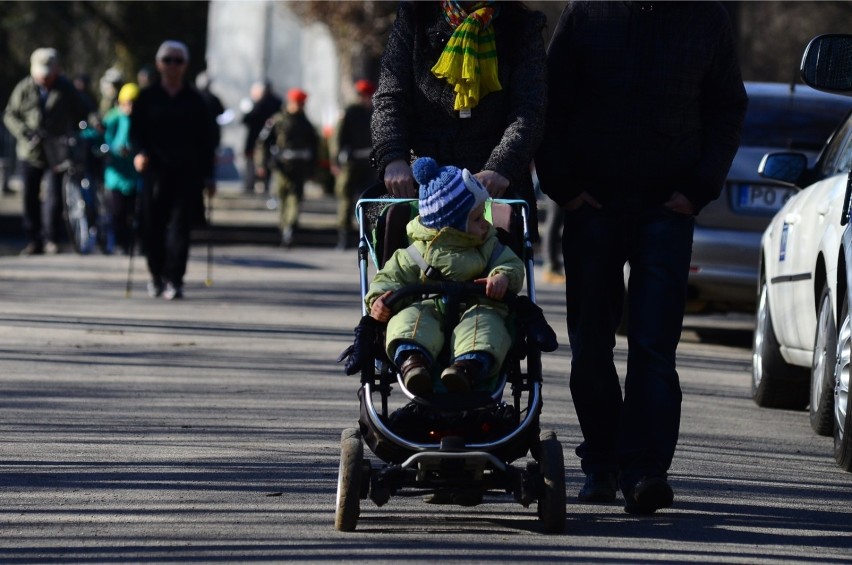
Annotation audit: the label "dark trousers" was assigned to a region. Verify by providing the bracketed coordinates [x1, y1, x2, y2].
[21, 160, 64, 245]
[562, 202, 694, 492]
[141, 174, 194, 287]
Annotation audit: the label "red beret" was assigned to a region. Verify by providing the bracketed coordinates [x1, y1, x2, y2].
[355, 79, 376, 96]
[287, 88, 308, 103]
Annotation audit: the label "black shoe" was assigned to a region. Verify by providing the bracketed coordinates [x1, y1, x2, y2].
[577, 472, 618, 503]
[624, 476, 673, 515]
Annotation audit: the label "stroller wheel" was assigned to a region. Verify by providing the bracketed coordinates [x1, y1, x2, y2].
[335, 428, 364, 531]
[536, 430, 567, 534]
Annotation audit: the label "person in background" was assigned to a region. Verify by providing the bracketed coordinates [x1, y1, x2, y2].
[255, 87, 319, 248]
[98, 66, 125, 118]
[332, 78, 377, 250]
[535, 1, 748, 515]
[370, 1, 547, 238]
[241, 81, 282, 195]
[3, 47, 87, 255]
[131, 40, 217, 300]
[137, 65, 158, 89]
[102, 82, 140, 255]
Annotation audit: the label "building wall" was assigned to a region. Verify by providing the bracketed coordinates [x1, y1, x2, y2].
[206, 0, 340, 178]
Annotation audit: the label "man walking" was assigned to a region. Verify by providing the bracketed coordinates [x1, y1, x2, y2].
[131, 40, 217, 300]
[535, 1, 748, 514]
[4, 48, 86, 255]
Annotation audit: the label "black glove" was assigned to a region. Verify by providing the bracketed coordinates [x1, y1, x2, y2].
[514, 295, 558, 353]
[336, 314, 384, 375]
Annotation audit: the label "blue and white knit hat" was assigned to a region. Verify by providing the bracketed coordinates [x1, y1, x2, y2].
[412, 157, 488, 232]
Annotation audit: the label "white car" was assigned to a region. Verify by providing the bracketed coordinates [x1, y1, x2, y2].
[753, 34, 852, 472]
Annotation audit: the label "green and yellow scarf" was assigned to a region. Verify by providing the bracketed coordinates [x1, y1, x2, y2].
[431, 1, 501, 115]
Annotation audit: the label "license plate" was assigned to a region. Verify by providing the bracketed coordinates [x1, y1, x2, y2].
[732, 183, 795, 214]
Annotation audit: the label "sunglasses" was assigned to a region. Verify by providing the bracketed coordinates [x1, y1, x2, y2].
[159, 56, 185, 65]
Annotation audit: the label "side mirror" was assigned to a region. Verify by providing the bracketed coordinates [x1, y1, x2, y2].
[758, 152, 808, 186]
[801, 34, 852, 94]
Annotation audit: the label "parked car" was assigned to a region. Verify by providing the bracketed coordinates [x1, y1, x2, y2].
[753, 34, 852, 472]
[689, 82, 852, 314]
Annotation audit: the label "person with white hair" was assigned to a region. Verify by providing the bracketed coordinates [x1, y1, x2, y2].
[130, 40, 218, 300]
[3, 47, 87, 255]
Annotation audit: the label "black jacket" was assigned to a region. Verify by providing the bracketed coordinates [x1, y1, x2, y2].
[535, 1, 748, 213]
[370, 1, 547, 216]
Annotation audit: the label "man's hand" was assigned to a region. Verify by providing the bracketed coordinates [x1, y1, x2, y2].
[383, 159, 416, 198]
[664, 191, 695, 216]
[475, 273, 509, 300]
[204, 179, 217, 197]
[474, 170, 510, 198]
[370, 290, 394, 322]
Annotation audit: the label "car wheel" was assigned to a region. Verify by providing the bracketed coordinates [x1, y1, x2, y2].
[811, 283, 837, 436]
[834, 297, 852, 471]
[752, 279, 809, 409]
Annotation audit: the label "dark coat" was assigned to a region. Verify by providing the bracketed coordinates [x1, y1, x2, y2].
[535, 1, 748, 214]
[370, 1, 547, 227]
[130, 82, 217, 185]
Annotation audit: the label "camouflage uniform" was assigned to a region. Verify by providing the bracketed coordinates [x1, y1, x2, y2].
[332, 102, 375, 245]
[255, 109, 319, 241]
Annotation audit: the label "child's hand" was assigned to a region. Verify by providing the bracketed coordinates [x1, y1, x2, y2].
[475, 273, 509, 300]
[370, 290, 393, 322]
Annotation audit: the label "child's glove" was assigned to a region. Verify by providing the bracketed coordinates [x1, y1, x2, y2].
[514, 295, 558, 352]
[336, 315, 385, 375]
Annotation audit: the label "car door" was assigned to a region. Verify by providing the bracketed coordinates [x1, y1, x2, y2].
[770, 116, 852, 353]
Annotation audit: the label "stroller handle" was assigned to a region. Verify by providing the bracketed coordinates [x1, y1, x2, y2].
[383, 281, 518, 310]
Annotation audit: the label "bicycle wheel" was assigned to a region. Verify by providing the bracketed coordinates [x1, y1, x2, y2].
[63, 173, 92, 254]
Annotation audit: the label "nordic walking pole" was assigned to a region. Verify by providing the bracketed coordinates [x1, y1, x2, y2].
[125, 178, 143, 298]
[205, 187, 213, 287]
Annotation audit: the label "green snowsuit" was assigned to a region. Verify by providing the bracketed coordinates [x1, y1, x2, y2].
[365, 217, 525, 373]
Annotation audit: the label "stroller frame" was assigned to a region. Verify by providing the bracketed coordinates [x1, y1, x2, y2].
[335, 187, 565, 534]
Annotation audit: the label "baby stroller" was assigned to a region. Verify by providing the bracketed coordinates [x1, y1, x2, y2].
[335, 183, 564, 533]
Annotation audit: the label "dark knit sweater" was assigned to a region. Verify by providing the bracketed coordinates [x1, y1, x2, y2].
[370, 2, 547, 216]
[535, 1, 748, 213]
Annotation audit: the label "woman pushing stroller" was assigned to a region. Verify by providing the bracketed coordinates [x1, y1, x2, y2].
[365, 156, 525, 395]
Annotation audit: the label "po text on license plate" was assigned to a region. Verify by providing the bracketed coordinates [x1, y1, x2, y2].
[734, 184, 795, 213]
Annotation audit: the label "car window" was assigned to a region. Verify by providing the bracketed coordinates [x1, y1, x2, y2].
[741, 94, 852, 152]
[822, 115, 852, 176]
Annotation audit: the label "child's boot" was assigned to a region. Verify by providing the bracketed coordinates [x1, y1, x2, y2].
[400, 352, 431, 395]
[440, 360, 482, 393]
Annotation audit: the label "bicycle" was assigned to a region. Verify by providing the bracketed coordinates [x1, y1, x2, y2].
[46, 122, 111, 254]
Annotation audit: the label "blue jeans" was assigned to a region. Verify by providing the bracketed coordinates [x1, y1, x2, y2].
[562, 202, 693, 492]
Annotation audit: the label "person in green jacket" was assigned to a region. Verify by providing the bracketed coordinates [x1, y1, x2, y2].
[255, 88, 319, 248]
[3, 47, 87, 255]
[366, 156, 524, 395]
[102, 82, 141, 255]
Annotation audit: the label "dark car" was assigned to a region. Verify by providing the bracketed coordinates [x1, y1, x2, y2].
[687, 81, 852, 313]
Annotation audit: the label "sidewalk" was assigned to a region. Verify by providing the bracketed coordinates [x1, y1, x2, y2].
[0, 177, 341, 256]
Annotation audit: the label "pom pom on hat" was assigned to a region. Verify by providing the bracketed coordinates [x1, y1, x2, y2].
[414, 157, 488, 232]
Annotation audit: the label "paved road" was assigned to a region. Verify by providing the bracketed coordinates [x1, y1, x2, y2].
[0, 243, 850, 563]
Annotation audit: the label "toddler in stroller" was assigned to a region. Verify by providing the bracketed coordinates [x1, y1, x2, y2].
[335, 157, 563, 533]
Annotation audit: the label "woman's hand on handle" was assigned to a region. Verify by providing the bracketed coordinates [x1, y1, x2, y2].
[383, 159, 417, 198]
[474, 170, 509, 198]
